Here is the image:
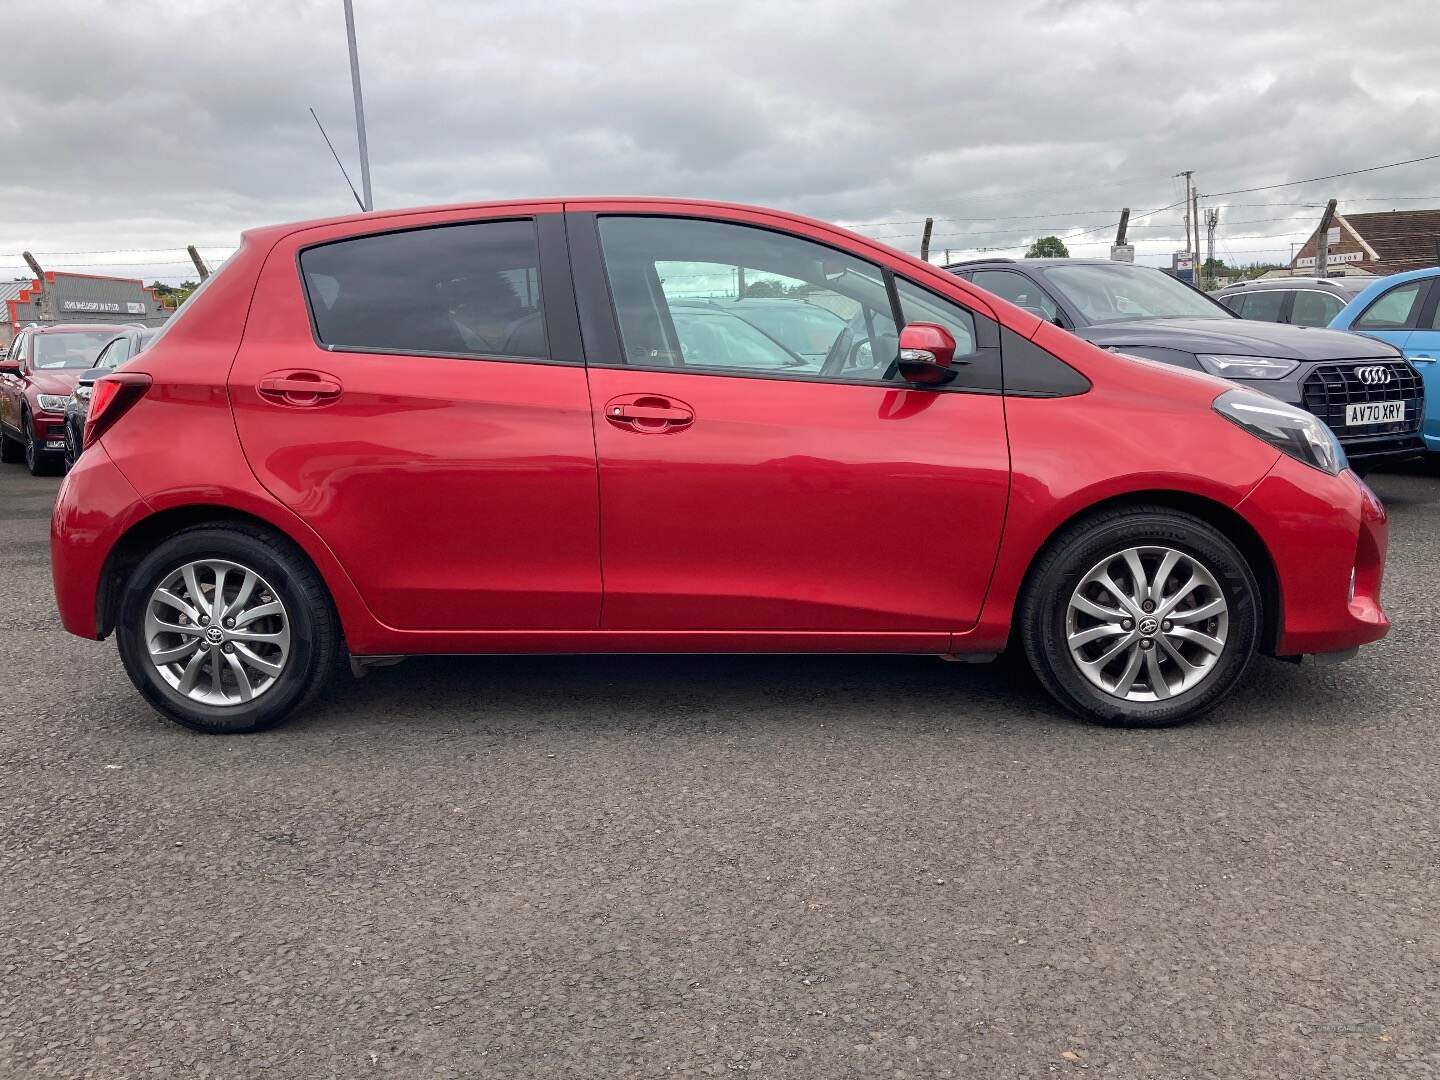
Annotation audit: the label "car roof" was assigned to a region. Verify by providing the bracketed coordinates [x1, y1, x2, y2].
[244, 196, 861, 248]
[31, 322, 138, 334]
[1217, 277, 1363, 292]
[944, 257, 1117, 269]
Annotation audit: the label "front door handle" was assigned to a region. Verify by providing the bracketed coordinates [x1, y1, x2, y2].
[258, 370, 343, 406]
[603, 394, 694, 432]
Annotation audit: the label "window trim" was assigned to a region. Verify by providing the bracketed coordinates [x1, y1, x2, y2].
[1354, 279, 1429, 331]
[293, 214, 581, 367]
[576, 210, 1003, 394]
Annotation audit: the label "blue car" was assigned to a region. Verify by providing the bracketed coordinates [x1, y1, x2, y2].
[1330, 267, 1440, 455]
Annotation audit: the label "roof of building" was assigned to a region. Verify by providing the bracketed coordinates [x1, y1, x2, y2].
[1342, 209, 1440, 274]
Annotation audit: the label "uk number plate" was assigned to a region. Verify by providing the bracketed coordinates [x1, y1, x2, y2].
[1345, 401, 1404, 426]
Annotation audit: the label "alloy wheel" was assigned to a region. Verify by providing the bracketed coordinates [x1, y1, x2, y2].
[1065, 545, 1229, 702]
[23, 415, 35, 472]
[144, 559, 291, 706]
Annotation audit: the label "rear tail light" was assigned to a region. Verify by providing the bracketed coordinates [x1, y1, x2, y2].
[82, 372, 151, 451]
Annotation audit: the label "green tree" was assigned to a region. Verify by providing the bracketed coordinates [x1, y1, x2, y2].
[1025, 236, 1070, 258]
[149, 280, 200, 308]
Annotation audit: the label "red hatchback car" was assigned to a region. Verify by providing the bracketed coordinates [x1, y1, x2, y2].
[51, 199, 1390, 733]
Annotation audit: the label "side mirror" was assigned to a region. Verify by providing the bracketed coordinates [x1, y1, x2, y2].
[0, 358, 19, 376]
[897, 322, 958, 385]
[76, 367, 109, 386]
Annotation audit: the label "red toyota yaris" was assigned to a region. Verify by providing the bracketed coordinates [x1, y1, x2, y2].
[51, 199, 1390, 733]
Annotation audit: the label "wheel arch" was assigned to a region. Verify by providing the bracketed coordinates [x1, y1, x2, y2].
[96, 503, 357, 643]
[1011, 489, 1282, 655]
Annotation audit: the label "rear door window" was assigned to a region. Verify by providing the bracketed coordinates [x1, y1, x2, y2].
[300, 219, 547, 359]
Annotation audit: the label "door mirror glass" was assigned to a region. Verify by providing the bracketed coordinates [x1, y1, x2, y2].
[897, 322, 957, 385]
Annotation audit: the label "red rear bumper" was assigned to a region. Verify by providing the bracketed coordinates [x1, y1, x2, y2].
[51, 444, 150, 639]
[1238, 456, 1389, 657]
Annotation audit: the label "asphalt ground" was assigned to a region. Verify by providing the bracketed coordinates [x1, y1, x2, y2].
[1, 458, 1437, 1078]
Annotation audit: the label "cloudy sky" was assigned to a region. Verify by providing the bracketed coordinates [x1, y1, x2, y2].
[2, 0, 1438, 284]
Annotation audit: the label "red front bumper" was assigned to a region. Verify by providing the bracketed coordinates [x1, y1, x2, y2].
[51, 443, 151, 639]
[31, 411, 67, 453]
[1238, 455, 1389, 657]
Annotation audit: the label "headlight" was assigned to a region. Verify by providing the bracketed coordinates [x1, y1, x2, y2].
[1213, 388, 1347, 475]
[1196, 354, 1299, 380]
[36, 394, 71, 412]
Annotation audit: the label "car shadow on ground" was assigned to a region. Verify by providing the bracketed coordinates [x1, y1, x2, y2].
[275, 649, 1356, 741]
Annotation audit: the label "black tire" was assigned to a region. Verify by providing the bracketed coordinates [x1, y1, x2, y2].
[116, 524, 342, 734]
[0, 425, 21, 463]
[22, 410, 59, 476]
[62, 419, 78, 473]
[1020, 506, 1260, 728]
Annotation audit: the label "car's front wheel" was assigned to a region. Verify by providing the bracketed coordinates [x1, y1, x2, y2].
[62, 420, 78, 472]
[116, 525, 341, 733]
[23, 411, 57, 476]
[0, 424, 22, 463]
[1021, 506, 1260, 728]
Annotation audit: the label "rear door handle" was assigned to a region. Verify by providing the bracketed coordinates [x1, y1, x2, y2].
[258, 370, 343, 406]
[1409, 354, 1436, 364]
[603, 394, 694, 432]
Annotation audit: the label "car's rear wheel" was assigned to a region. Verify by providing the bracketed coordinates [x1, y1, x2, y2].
[1021, 507, 1260, 728]
[116, 525, 341, 733]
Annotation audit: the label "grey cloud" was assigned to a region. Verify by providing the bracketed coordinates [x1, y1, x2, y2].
[1, 0, 1437, 281]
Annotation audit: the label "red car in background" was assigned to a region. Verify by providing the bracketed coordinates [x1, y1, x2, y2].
[1, 323, 123, 474]
[50, 199, 1390, 734]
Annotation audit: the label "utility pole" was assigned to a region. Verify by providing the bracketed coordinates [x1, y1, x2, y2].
[342, 0, 374, 212]
[1178, 170, 1194, 260]
[21, 252, 53, 323]
[1204, 207, 1219, 287]
[1191, 187, 1200, 282]
[1314, 198, 1338, 278]
[919, 217, 934, 263]
[186, 245, 210, 281]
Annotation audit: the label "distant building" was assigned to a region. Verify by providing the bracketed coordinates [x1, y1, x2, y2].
[1, 270, 171, 347]
[1288, 209, 1440, 278]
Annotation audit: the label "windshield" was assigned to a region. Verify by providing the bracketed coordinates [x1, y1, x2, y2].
[1040, 264, 1232, 324]
[31, 332, 117, 369]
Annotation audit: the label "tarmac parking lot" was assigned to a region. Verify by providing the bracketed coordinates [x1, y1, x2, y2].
[1, 460, 1438, 1079]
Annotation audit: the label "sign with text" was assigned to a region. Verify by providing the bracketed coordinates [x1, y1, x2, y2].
[60, 300, 147, 314]
[1296, 251, 1364, 269]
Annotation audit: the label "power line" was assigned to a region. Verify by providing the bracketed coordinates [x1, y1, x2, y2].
[1203, 152, 1440, 198]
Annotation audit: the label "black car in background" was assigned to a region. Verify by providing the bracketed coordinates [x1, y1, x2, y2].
[62, 325, 156, 471]
[947, 258, 1425, 471]
[1212, 276, 1368, 327]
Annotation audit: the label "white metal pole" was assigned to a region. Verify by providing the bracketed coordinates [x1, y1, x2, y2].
[343, 0, 373, 212]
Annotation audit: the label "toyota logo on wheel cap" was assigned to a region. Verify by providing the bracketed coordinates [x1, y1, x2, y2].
[1356, 365, 1393, 386]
